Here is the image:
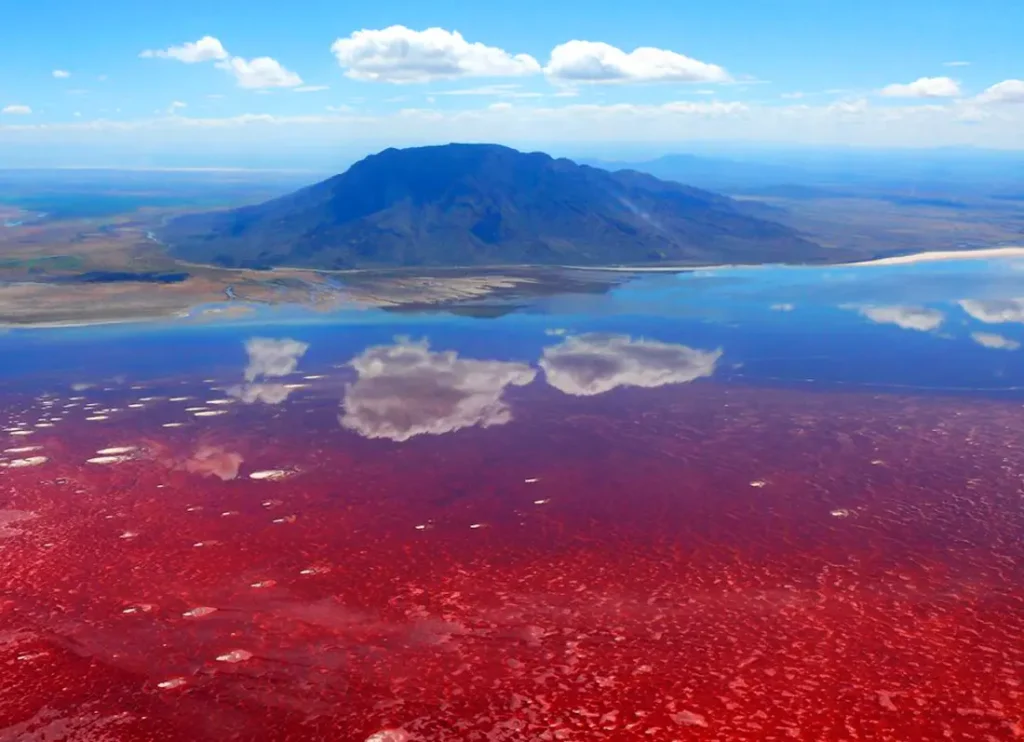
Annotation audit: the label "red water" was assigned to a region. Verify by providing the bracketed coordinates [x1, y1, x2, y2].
[1, 379, 1023, 740]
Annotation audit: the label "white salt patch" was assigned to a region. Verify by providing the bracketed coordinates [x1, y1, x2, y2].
[524, 478, 539, 483]
[469, 523, 485, 529]
[184, 407, 208, 412]
[303, 375, 325, 380]
[34, 423, 54, 428]
[414, 524, 427, 530]
[206, 399, 235, 405]
[96, 446, 136, 455]
[157, 678, 188, 690]
[193, 410, 227, 417]
[169, 396, 190, 402]
[221, 510, 238, 517]
[749, 480, 767, 488]
[272, 515, 297, 524]
[119, 531, 138, 539]
[299, 566, 329, 575]
[8, 430, 33, 436]
[2, 456, 48, 468]
[831, 508, 852, 518]
[284, 383, 307, 390]
[87, 455, 132, 465]
[162, 422, 185, 428]
[128, 403, 145, 409]
[85, 415, 109, 422]
[183, 606, 217, 618]
[533, 499, 550, 505]
[364, 730, 409, 742]
[249, 469, 290, 481]
[4, 446, 41, 453]
[139, 397, 160, 402]
[250, 580, 276, 589]
[216, 649, 252, 663]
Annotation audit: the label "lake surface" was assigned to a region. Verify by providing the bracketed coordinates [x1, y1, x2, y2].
[2, 256, 1024, 741]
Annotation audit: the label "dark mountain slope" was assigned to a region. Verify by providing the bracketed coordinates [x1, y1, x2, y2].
[160, 143, 828, 269]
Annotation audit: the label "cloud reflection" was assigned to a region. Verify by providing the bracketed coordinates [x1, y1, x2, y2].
[339, 339, 537, 442]
[855, 305, 944, 332]
[181, 445, 243, 480]
[228, 336, 310, 405]
[540, 333, 721, 396]
[971, 332, 1020, 351]
[959, 298, 1024, 325]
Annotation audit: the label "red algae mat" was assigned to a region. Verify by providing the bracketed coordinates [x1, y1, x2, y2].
[2, 378, 1024, 741]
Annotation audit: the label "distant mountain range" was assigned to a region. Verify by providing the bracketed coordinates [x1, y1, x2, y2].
[159, 143, 830, 270]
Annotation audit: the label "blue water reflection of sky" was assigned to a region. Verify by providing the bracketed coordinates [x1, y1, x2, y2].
[2, 257, 1024, 397]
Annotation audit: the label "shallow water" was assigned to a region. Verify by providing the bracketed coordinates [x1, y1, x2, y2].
[2, 257, 1024, 741]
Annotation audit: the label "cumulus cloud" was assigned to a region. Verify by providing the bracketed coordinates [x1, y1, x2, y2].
[216, 56, 302, 89]
[540, 334, 721, 397]
[181, 445, 243, 480]
[958, 298, 1024, 324]
[545, 40, 728, 84]
[52, 69, 70, 79]
[943, 61, 971, 67]
[140, 36, 229, 63]
[880, 77, 961, 99]
[331, 26, 540, 83]
[856, 305, 945, 332]
[1, 105, 31, 115]
[971, 332, 1020, 350]
[976, 79, 1024, 105]
[141, 36, 301, 89]
[339, 339, 536, 441]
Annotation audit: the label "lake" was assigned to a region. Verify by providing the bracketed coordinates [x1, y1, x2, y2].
[2, 255, 1023, 741]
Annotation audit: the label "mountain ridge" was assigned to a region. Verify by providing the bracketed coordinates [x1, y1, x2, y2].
[159, 143, 829, 270]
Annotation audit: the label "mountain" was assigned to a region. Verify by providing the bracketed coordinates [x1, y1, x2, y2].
[159, 144, 828, 270]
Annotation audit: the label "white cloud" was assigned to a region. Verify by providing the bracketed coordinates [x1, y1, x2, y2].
[242, 337, 309, 380]
[976, 80, 1024, 105]
[294, 85, 329, 93]
[168, 100, 187, 113]
[1, 105, 31, 115]
[771, 303, 795, 311]
[540, 334, 721, 397]
[971, 332, 1020, 350]
[662, 101, 748, 115]
[332, 26, 540, 83]
[141, 36, 300, 89]
[5, 97, 1024, 150]
[545, 40, 728, 84]
[140, 36, 229, 63]
[216, 56, 302, 89]
[439, 84, 543, 98]
[52, 70, 70, 79]
[856, 305, 944, 332]
[959, 298, 1024, 324]
[944, 61, 971, 67]
[827, 97, 869, 114]
[339, 339, 536, 441]
[488, 101, 513, 112]
[880, 77, 961, 98]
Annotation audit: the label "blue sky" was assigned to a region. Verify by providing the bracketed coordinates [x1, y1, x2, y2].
[1, 0, 1023, 166]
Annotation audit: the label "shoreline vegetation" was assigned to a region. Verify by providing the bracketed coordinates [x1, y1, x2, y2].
[0, 246, 1021, 329]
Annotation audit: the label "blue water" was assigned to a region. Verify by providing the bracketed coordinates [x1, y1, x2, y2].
[2, 256, 1024, 397]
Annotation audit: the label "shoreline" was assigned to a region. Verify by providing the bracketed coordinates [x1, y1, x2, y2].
[3, 245, 1022, 330]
